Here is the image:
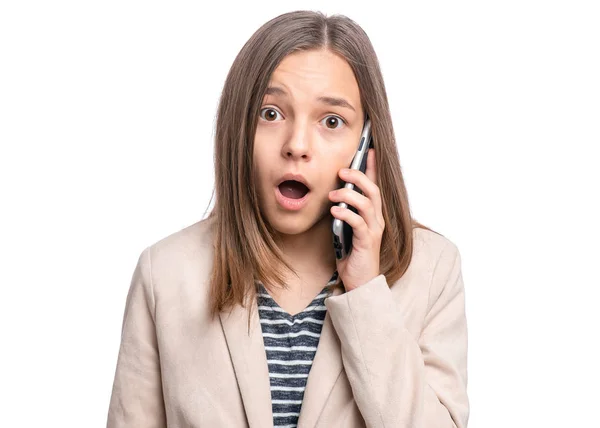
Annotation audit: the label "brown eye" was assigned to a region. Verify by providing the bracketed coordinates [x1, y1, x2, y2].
[260, 108, 281, 122]
[323, 115, 345, 129]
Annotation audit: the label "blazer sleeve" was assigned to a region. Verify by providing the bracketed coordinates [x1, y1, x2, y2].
[325, 241, 469, 428]
[107, 247, 167, 428]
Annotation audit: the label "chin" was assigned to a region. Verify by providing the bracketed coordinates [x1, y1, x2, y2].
[267, 216, 314, 236]
[265, 207, 332, 237]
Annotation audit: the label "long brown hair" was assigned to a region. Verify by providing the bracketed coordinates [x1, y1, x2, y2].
[205, 10, 436, 320]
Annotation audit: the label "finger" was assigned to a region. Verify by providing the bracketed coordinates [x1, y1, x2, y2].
[329, 188, 379, 231]
[365, 149, 382, 220]
[338, 164, 383, 225]
[365, 148, 377, 185]
[330, 205, 370, 243]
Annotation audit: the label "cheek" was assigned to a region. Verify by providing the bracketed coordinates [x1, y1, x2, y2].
[252, 142, 268, 181]
[320, 163, 345, 192]
[331, 150, 355, 176]
[252, 156, 276, 202]
[252, 164, 268, 194]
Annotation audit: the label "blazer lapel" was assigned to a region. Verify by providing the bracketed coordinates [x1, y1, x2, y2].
[219, 299, 274, 428]
[297, 286, 345, 428]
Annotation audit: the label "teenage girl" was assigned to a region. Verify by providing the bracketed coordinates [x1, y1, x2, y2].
[107, 10, 469, 428]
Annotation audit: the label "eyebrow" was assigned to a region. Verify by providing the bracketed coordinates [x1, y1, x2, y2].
[264, 86, 356, 112]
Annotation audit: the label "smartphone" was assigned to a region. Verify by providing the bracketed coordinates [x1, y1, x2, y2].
[332, 118, 373, 260]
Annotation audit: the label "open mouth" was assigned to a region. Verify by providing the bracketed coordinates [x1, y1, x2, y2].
[278, 180, 310, 199]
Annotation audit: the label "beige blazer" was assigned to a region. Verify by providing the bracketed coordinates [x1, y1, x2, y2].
[107, 217, 469, 427]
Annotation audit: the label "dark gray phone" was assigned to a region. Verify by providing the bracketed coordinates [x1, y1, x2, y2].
[332, 118, 373, 260]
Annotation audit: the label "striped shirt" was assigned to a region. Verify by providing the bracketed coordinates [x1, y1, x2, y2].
[256, 271, 339, 428]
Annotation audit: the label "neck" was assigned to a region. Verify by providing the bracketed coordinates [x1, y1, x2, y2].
[273, 214, 337, 280]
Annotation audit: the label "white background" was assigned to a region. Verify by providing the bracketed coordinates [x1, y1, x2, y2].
[1, 1, 598, 426]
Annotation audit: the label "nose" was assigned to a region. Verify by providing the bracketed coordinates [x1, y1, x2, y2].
[281, 121, 312, 161]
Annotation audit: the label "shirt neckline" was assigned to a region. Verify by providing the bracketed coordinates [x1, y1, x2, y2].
[257, 270, 338, 318]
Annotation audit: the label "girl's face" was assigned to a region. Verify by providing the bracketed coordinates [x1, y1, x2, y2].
[253, 48, 365, 237]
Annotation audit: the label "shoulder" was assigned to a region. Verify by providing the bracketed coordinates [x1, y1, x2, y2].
[412, 227, 460, 265]
[401, 227, 463, 296]
[409, 227, 464, 308]
[146, 216, 216, 260]
[139, 216, 216, 293]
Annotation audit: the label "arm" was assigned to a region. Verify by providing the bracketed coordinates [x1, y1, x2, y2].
[107, 247, 167, 428]
[325, 241, 469, 428]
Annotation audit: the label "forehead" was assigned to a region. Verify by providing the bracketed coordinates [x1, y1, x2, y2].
[267, 49, 361, 107]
